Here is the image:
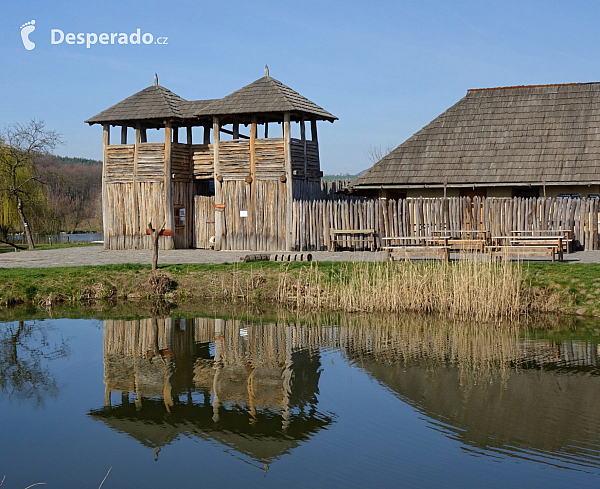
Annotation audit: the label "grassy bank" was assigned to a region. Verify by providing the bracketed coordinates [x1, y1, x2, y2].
[0, 260, 596, 318]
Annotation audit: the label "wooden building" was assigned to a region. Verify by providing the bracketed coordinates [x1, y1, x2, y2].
[349, 83, 600, 199]
[85, 69, 337, 250]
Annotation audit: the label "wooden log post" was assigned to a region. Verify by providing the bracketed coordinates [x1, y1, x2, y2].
[284, 112, 293, 250]
[249, 117, 257, 250]
[164, 123, 174, 249]
[264, 122, 269, 138]
[187, 126, 193, 145]
[213, 117, 223, 250]
[133, 124, 140, 249]
[311, 119, 319, 170]
[301, 117, 307, 180]
[102, 124, 110, 250]
[173, 126, 179, 144]
[121, 125, 127, 145]
[233, 121, 239, 140]
[140, 127, 147, 143]
[203, 124, 211, 145]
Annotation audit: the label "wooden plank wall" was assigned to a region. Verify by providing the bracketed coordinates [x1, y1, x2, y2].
[192, 144, 214, 178]
[291, 197, 600, 251]
[219, 179, 287, 251]
[194, 195, 215, 249]
[290, 139, 319, 179]
[105, 144, 172, 250]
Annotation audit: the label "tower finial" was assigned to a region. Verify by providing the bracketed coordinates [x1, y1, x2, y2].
[264, 64, 269, 77]
[154, 73, 158, 86]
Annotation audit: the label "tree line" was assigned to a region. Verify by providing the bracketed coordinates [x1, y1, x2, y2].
[0, 120, 102, 249]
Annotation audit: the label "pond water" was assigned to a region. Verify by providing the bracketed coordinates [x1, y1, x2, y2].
[1, 314, 600, 488]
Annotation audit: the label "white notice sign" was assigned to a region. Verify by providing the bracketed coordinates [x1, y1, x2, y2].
[240, 210, 248, 217]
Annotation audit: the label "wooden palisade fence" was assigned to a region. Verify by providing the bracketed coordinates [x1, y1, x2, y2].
[291, 196, 600, 251]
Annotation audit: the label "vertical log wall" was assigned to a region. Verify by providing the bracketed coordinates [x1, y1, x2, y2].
[291, 196, 600, 251]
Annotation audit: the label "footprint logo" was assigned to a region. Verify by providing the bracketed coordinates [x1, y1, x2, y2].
[20, 20, 35, 51]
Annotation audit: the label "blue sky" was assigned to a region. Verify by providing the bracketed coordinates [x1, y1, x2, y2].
[1, 0, 600, 174]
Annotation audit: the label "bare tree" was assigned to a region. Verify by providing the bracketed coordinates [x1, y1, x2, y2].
[0, 120, 62, 249]
[365, 144, 395, 165]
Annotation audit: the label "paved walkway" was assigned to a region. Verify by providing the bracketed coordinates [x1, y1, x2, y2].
[0, 246, 390, 268]
[2, 245, 600, 268]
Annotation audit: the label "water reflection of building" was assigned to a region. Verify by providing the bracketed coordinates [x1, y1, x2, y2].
[89, 318, 332, 465]
[90, 314, 600, 471]
[322, 317, 600, 471]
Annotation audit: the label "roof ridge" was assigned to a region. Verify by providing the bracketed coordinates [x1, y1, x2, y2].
[266, 76, 297, 109]
[467, 82, 588, 93]
[154, 85, 184, 118]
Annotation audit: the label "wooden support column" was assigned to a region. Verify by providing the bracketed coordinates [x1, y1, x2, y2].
[133, 124, 140, 248]
[233, 121, 239, 140]
[249, 118, 257, 250]
[140, 127, 147, 143]
[311, 120, 320, 170]
[284, 112, 293, 250]
[203, 124, 211, 145]
[213, 117, 223, 250]
[164, 123, 174, 249]
[102, 124, 110, 250]
[301, 118, 307, 180]
[121, 126, 127, 145]
[173, 126, 179, 143]
[264, 122, 268, 138]
[186, 126, 193, 145]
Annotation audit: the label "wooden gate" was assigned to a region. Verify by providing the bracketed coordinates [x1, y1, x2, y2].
[194, 195, 215, 249]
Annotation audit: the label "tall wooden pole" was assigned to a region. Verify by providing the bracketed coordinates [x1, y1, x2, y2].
[186, 126, 193, 145]
[213, 116, 223, 250]
[203, 124, 211, 145]
[301, 118, 307, 180]
[102, 124, 110, 250]
[250, 118, 257, 250]
[284, 113, 293, 250]
[120, 125, 127, 145]
[133, 124, 140, 248]
[164, 123, 174, 249]
[311, 120, 319, 171]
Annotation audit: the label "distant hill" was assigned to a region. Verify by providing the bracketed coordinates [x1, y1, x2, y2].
[55, 155, 101, 166]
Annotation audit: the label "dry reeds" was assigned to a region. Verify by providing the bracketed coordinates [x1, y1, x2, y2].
[279, 258, 551, 322]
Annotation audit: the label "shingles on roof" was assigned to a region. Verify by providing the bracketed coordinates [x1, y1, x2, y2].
[84, 85, 186, 124]
[195, 76, 337, 121]
[350, 82, 600, 188]
[85, 76, 337, 125]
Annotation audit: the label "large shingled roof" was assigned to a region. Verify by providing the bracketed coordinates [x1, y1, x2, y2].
[85, 75, 336, 125]
[350, 82, 600, 189]
[85, 85, 187, 124]
[194, 76, 337, 121]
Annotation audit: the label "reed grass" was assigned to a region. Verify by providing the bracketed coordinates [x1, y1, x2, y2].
[278, 258, 553, 322]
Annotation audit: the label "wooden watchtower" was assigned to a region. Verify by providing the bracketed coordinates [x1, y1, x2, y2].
[85, 69, 337, 251]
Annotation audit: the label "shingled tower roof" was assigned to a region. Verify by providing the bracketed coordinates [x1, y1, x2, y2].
[84, 85, 187, 124]
[350, 82, 600, 190]
[193, 76, 337, 122]
[86, 74, 337, 125]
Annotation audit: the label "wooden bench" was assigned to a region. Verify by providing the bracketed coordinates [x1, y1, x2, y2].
[384, 246, 450, 262]
[487, 245, 561, 262]
[511, 230, 573, 253]
[330, 229, 377, 251]
[382, 237, 449, 261]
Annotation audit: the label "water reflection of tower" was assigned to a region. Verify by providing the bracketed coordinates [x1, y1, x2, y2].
[90, 318, 332, 466]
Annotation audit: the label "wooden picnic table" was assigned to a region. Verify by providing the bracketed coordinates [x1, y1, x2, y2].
[511, 230, 573, 253]
[382, 236, 450, 261]
[489, 235, 564, 262]
[330, 229, 377, 252]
